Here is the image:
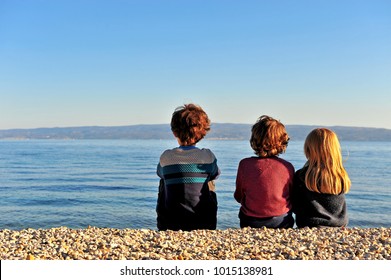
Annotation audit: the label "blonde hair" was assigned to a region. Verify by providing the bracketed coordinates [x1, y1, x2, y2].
[250, 115, 289, 157]
[304, 128, 351, 194]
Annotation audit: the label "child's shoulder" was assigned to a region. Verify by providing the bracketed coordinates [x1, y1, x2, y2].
[159, 147, 217, 162]
[194, 147, 218, 161]
[242, 156, 294, 171]
[239, 156, 257, 163]
[294, 166, 307, 177]
[160, 146, 214, 153]
[275, 157, 295, 171]
[238, 156, 260, 167]
[159, 147, 186, 159]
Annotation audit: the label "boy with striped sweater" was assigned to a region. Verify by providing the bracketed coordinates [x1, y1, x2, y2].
[156, 104, 220, 231]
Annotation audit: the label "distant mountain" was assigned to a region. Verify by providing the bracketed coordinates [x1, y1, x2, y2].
[209, 124, 391, 141]
[285, 125, 391, 142]
[0, 125, 173, 140]
[0, 124, 391, 141]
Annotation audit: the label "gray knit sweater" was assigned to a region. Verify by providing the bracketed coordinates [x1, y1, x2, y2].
[292, 167, 348, 228]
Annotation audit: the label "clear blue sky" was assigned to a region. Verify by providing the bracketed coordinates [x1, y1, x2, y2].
[1, 0, 390, 129]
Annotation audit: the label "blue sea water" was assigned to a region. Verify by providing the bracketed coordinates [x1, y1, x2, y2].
[0, 139, 390, 230]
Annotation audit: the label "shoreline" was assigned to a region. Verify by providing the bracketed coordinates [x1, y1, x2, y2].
[1, 227, 389, 260]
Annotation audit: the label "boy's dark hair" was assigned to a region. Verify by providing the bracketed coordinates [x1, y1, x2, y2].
[171, 104, 211, 145]
[250, 115, 289, 157]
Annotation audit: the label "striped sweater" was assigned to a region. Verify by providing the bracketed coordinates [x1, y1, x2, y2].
[156, 146, 220, 230]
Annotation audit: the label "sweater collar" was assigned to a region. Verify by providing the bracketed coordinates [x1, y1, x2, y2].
[179, 145, 198, 150]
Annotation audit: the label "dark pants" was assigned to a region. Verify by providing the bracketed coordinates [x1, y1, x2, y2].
[239, 211, 294, 229]
[157, 179, 218, 231]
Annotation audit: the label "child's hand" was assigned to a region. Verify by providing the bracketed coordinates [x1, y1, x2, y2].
[208, 180, 216, 191]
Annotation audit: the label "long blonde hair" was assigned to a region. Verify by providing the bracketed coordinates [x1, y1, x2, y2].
[304, 128, 351, 194]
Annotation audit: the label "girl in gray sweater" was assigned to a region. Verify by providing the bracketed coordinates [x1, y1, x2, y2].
[293, 128, 351, 228]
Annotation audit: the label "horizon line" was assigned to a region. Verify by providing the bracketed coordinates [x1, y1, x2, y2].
[1, 123, 391, 131]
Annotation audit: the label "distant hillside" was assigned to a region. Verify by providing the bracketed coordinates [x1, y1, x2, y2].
[0, 124, 391, 141]
[209, 124, 391, 141]
[285, 125, 391, 142]
[0, 125, 173, 140]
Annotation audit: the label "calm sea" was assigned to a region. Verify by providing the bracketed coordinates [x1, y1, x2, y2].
[0, 139, 390, 230]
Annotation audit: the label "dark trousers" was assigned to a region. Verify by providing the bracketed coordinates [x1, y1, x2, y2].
[239, 211, 294, 229]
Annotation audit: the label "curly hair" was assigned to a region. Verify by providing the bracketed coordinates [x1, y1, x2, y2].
[250, 115, 290, 157]
[171, 104, 211, 145]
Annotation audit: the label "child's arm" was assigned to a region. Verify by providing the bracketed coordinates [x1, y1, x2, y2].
[234, 163, 243, 203]
[208, 180, 216, 191]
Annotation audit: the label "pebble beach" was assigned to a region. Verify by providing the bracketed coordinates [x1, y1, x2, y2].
[1, 227, 390, 260]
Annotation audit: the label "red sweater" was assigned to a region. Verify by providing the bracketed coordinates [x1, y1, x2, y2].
[234, 156, 294, 218]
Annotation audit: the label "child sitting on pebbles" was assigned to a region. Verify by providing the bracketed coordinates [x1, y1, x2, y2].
[292, 128, 351, 228]
[234, 115, 295, 228]
[156, 104, 220, 231]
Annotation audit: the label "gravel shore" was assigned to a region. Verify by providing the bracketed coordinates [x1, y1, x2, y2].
[1, 227, 389, 260]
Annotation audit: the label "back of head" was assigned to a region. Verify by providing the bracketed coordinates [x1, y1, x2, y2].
[250, 115, 289, 157]
[304, 128, 351, 194]
[170, 103, 211, 145]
